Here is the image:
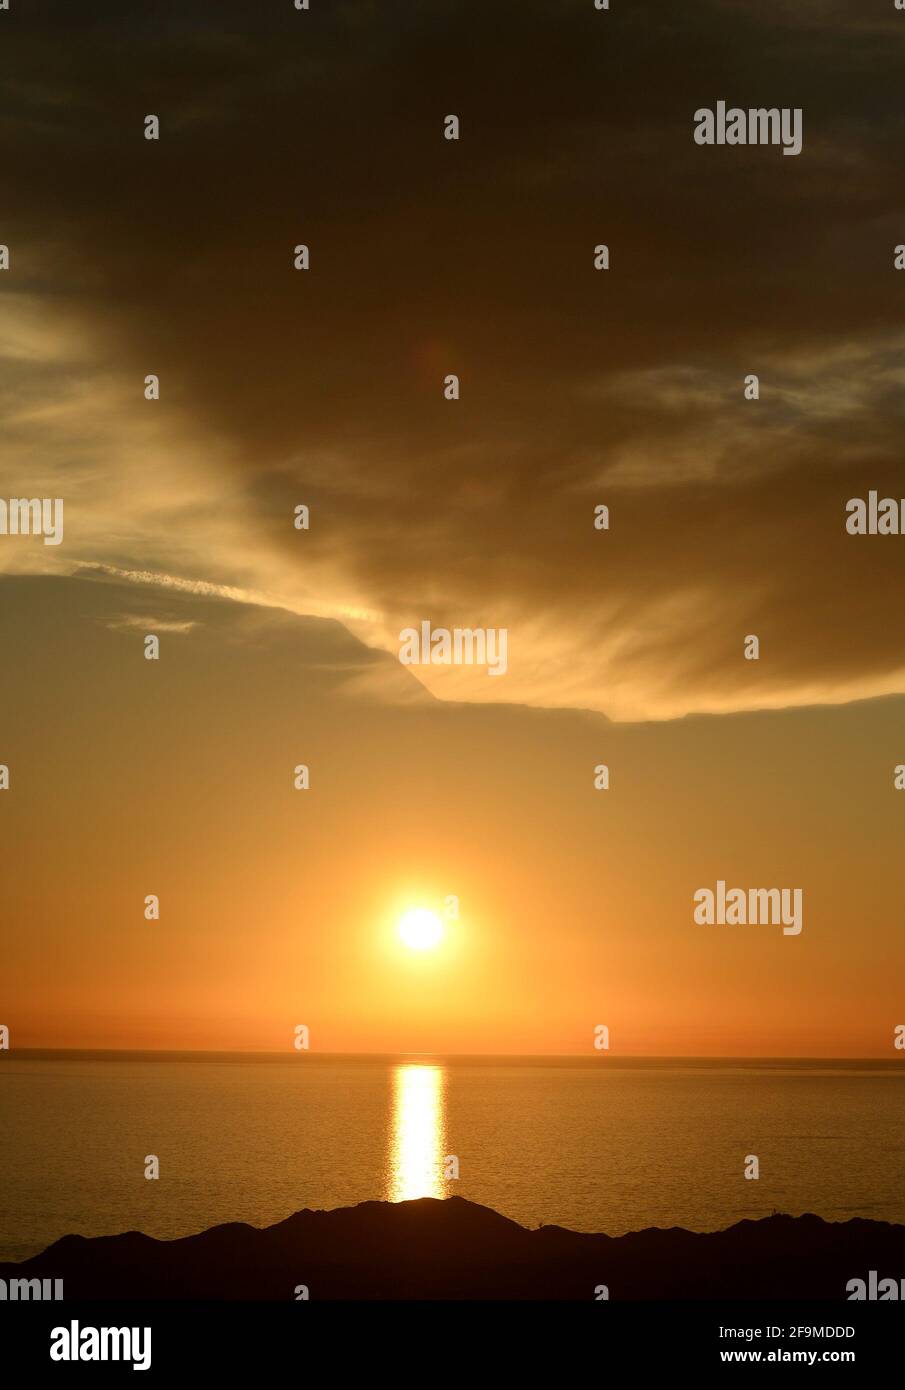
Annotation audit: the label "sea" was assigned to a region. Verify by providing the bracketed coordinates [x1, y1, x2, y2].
[1, 1053, 903, 1263]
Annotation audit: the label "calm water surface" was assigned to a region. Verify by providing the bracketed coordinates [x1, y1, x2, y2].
[1, 1053, 903, 1261]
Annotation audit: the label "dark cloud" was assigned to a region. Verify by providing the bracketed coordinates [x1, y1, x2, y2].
[1, 0, 903, 717]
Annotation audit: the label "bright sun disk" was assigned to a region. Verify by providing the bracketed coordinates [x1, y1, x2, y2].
[398, 908, 444, 951]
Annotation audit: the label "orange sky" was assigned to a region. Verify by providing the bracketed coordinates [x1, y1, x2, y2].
[2, 574, 902, 1058]
[2, 2, 904, 1058]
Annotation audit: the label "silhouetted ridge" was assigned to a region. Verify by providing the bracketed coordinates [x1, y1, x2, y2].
[3, 1198, 903, 1300]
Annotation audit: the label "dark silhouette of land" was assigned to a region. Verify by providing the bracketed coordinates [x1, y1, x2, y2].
[3, 1197, 903, 1300]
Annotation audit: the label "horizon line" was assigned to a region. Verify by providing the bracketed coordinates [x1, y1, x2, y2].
[5, 1047, 900, 1063]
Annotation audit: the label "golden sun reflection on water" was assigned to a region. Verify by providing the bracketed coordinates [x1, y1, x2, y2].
[389, 1063, 447, 1203]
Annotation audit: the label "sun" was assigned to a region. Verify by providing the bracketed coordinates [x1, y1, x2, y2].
[398, 907, 444, 951]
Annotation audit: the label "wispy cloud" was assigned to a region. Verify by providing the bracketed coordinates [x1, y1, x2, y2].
[2, 0, 902, 720]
